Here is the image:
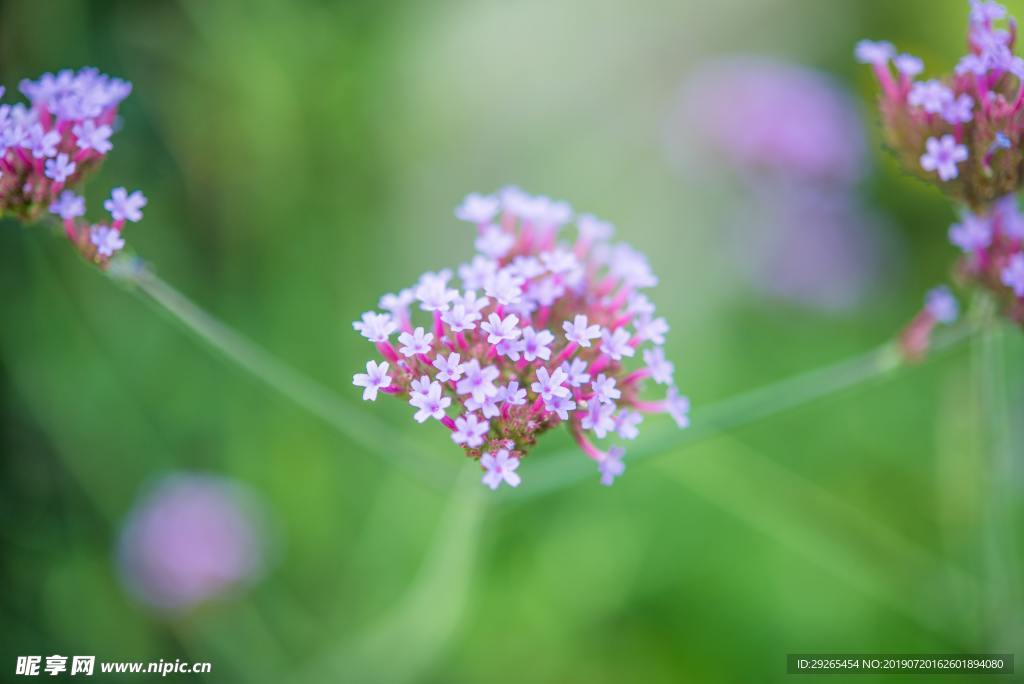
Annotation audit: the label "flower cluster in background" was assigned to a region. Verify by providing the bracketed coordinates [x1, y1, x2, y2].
[673, 57, 895, 314]
[1, 67, 145, 267]
[856, 0, 1024, 207]
[352, 187, 690, 490]
[858, 0, 1023, 329]
[117, 473, 268, 613]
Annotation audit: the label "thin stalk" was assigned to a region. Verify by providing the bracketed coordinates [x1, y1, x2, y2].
[509, 322, 977, 499]
[108, 259, 458, 491]
[974, 323, 1023, 647]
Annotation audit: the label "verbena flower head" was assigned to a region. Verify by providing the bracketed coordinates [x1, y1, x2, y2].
[858, 1, 1024, 329]
[856, 1, 1024, 207]
[1, 68, 131, 222]
[352, 187, 691, 490]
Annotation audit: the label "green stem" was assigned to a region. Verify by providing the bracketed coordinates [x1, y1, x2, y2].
[110, 259, 458, 491]
[511, 322, 977, 499]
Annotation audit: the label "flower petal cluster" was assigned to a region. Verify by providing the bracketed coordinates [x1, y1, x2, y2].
[857, 3, 1024, 206]
[1, 68, 131, 221]
[352, 187, 690, 490]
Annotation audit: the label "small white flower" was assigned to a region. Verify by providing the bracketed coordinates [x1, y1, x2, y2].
[481, 449, 521, 490]
[353, 360, 391, 401]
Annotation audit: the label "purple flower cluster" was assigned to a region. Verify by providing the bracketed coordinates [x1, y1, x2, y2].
[353, 187, 690, 490]
[859, 1, 1024, 329]
[1, 68, 131, 221]
[856, 1, 1024, 204]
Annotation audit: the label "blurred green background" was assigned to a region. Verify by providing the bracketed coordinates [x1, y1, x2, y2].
[1, 0, 1023, 681]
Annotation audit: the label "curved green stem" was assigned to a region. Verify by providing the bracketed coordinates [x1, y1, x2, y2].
[509, 322, 978, 499]
[109, 258, 458, 491]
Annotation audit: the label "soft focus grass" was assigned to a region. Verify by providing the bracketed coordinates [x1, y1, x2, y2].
[2, 1, 1023, 682]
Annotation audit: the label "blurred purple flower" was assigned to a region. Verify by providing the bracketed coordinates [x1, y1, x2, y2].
[117, 473, 268, 613]
[669, 56, 899, 313]
[672, 57, 866, 183]
[732, 180, 898, 313]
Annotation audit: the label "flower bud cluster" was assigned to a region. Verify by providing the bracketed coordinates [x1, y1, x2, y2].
[1, 68, 130, 222]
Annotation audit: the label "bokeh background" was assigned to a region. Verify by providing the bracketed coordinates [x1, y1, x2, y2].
[1, 0, 1023, 681]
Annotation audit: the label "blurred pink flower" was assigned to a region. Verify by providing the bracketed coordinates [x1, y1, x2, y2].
[117, 473, 268, 613]
[668, 56, 899, 313]
[672, 57, 866, 183]
[732, 180, 898, 313]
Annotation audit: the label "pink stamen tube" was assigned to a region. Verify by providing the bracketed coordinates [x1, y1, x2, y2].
[376, 342, 399, 363]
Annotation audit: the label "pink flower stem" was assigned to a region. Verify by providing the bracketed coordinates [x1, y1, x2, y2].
[553, 342, 579, 366]
[441, 416, 457, 431]
[376, 342, 400, 363]
[622, 368, 651, 385]
[611, 313, 632, 330]
[590, 354, 611, 375]
[633, 400, 667, 414]
[872, 63, 897, 101]
[569, 421, 605, 461]
[1013, 85, 1024, 112]
[536, 306, 551, 328]
[607, 286, 632, 313]
[433, 310, 444, 340]
[519, 223, 534, 252]
[457, 332, 469, 350]
[595, 275, 618, 297]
